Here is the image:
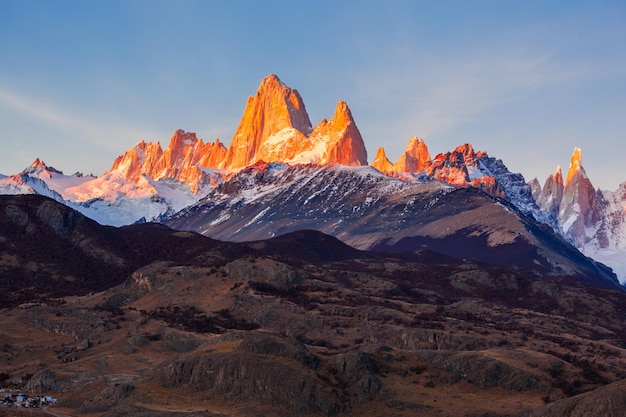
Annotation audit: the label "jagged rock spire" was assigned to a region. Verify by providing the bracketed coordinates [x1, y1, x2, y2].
[221, 74, 313, 169]
[537, 165, 564, 219]
[560, 148, 601, 246]
[565, 147, 585, 186]
[223, 75, 367, 168]
[371, 147, 394, 173]
[395, 136, 430, 173]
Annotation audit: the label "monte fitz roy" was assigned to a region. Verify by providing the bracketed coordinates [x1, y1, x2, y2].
[4, 75, 626, 417]
[1, 74, 625, 285]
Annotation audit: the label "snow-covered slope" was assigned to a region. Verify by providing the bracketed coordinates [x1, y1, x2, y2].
[164, 162, 618, 287]
[476, 153, 560, 232]
[0, 159, 218, 226]
[577, 183, 626, 282]
[0, 160, 72, 203]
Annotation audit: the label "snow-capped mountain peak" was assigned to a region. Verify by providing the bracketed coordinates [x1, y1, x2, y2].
[533, 147, 626, 283]
[22, 158, 64, 179]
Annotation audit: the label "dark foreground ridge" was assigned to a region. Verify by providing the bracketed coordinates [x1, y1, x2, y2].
[2, 195, 626, 417]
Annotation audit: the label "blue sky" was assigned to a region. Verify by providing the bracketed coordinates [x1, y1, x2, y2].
[1, 0, 625, 190]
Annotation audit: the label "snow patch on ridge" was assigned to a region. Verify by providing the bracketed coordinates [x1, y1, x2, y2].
[583, 246, 626, 285]
[467, 166, 485, 181]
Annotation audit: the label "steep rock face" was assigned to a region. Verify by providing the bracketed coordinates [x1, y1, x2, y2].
[371, 147, 394, 174]
[222, 75, 367, 168]
[221, 74, 313, 169]
[577, 182, 626, 281]
[108, 140, 164, 182]
[107, 130, 227, 192]
[537, 166, 564, 219]
[309, 100, 368, 166]
[395, 136, 431, 173]
[373, 136, 431, 175]
[425, 144, 503, 197]
[529, 177, 542, 202]
[565, 147, 583, 186]
[427, 143, 484, 186]
[559, 148, 603, 247]
[595, 183, 626, 250]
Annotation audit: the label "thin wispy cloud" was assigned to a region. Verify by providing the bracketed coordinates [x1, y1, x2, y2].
[0, 87, 149, 152]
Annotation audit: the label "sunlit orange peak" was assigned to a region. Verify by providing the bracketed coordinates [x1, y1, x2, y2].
[565, 147, 583, 186]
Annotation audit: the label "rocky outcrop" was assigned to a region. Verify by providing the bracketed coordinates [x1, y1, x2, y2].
[371, 147, 394, 174]
[519, 378, 626, 417]
[78, 381, 135, 414]
[415, 351, 541, 391]
[24, 369, 59, 394]
[237, 333, 320, 370]
[224, 258, 302, 289]
[35, 199, 81, 236]
[537, 166, 564, 219]
[395, 136, 430, 173]
[160, 338, 346, 415]
[107, 130, 227, 192]
[159, 334, 387, 415]
[332, 350, 382, 398]
[4, 193, 84, 236]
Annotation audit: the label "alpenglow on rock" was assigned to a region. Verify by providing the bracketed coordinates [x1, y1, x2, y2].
[107, 130, 227, 192]
[222, 74, 368, 168]
[107, 74, 369, 189]
[371, 136, 430, 174]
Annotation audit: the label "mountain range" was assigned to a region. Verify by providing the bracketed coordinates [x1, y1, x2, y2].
[2, 74, 626, 417]
[1, 74, 625, 285]
[530, 148, 626, 282]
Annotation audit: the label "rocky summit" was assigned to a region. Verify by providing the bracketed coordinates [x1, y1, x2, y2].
[106, 130, 228, 193]
[223, 74, 368, 169]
